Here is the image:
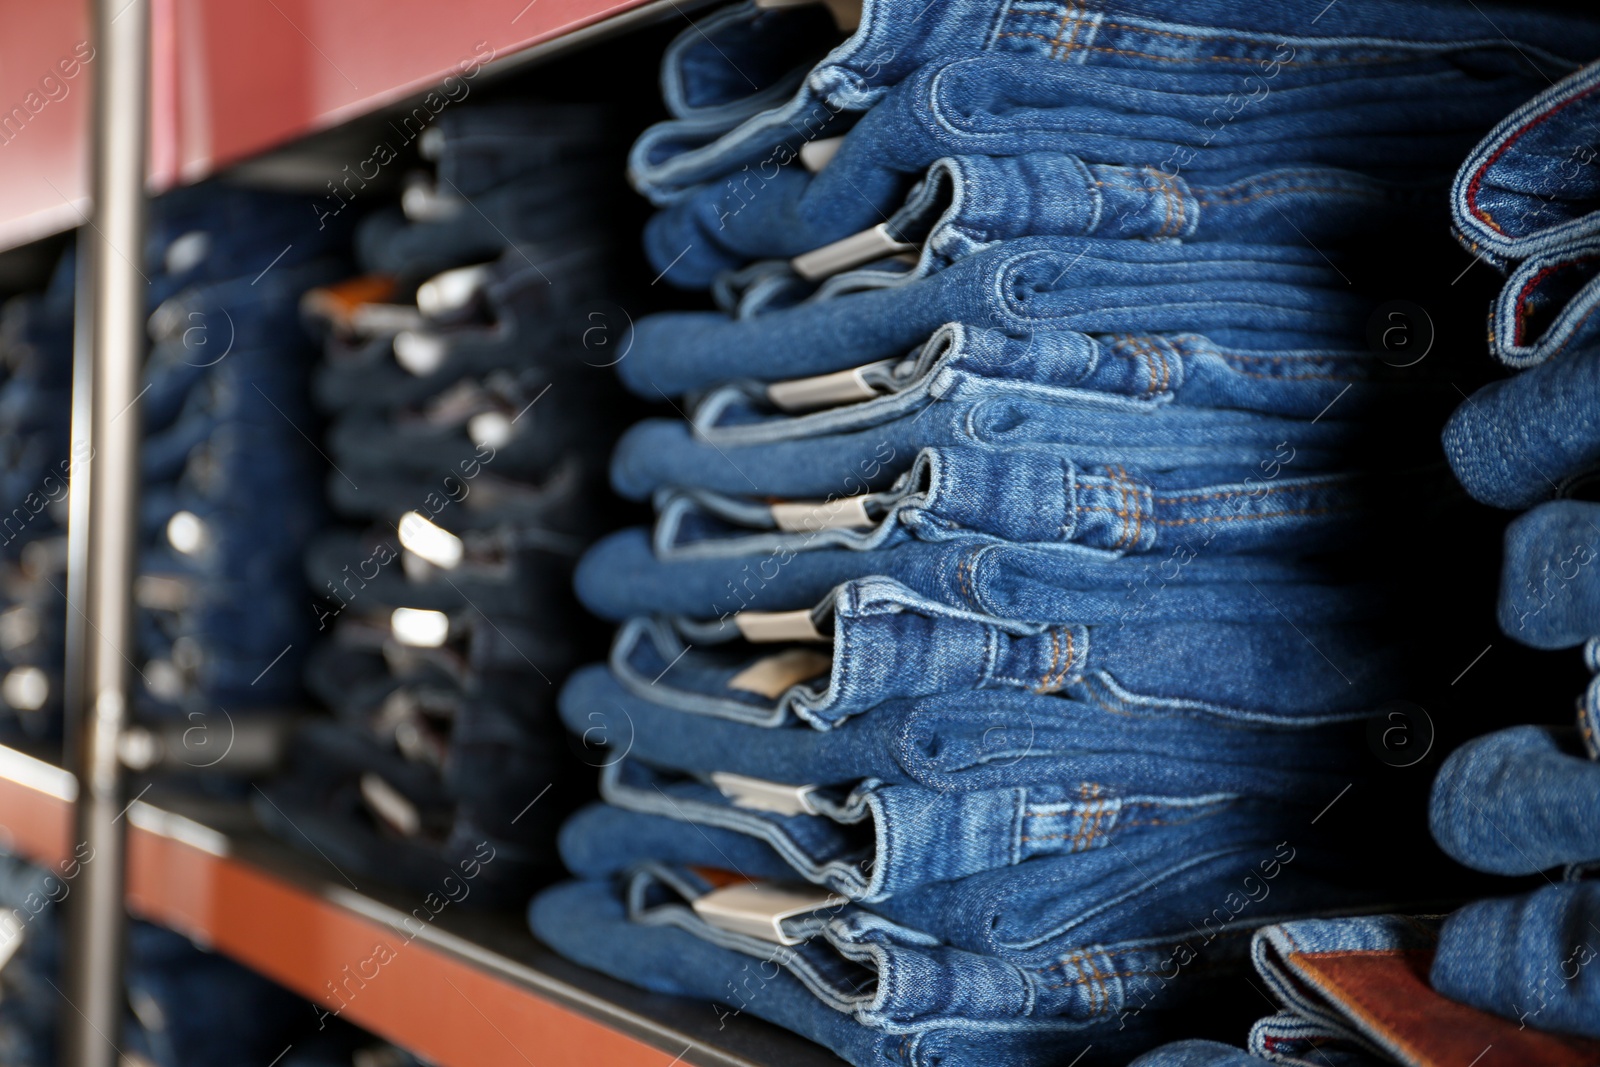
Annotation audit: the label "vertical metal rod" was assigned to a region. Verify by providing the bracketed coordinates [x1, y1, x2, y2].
[63, 231, 95, 774]
[62, 0, 150, 1062]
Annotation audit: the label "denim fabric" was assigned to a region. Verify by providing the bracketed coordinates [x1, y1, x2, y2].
[1441, 339, 1600, 510]
[306, 525, 582, 623]
[629, 0, 1600, 203]
[1249, 915, 1445, 1066]
[325, 367, 618, 486]
[1130, 1042, 1311, 1067]
[1484, 242, 1600, 369]
[1428, 725, 1600, 876]
[1452, 60, 1600, 269]
[560, 664, 1368, 799]
[531, 876, 1143, 1067]
[253, 717, 564, 909]
[607, 576, 1396, 729]
[617, 237, 1371, 397]
[651, 152, 1436, 287]
[553, 841, 1354, 1035]
[612, 408, 1376, 505]
[642, 44, 1575, 279]
[424, 101, 614, 201]
[1498, 500, 1600, 651]
[655, 2, 841, 125]
[1431, 883, 1600, 1040]
[653, 452, 1389, 559]
[575, 525, 1378, 625]
[354, 173, 612, 284]
[569, 758, 1296, 902]
[312, 243, 607, 413]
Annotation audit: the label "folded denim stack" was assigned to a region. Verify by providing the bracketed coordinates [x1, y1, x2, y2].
[1131, 53, 1600, 1067]
[0, 250, 76, 745]
[1428, 58, 1600, 1043]
[530, 2, 1600, 1063]
[254, 102, 630, 908]
[136, 184, 352, 722]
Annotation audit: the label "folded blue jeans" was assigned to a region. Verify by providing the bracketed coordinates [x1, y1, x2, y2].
[1497, 500, 1600, 651]
[617, 237, 1372, 397]
[1428, 725, 1600, 877]
[1451, 60, 1600, 269]
[560, 664, 1368, 800]
[630, 0, 1600, 203]
[652, 451, 1391, 560]
[531, 875, 1140, 1067]
[574, 525, 1379, 625]
[568, 758, 1302, 902]
[1432, 883, 1600, 1041]
[606, 575, 1397, 730]
[1442, 340, 1600, 510]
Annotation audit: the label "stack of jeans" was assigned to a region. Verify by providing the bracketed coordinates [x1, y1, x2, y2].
[0, 249, 76, 744]
[530, 2, 1600, 1064]
[136, 184, 351, 725]
[1428, 56, 1600, 1043]
[1130, 53, 1600, 1067]
[254, 102, 631, 909]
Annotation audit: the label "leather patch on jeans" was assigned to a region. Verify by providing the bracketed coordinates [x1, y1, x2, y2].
[1293, 948, 1600, 1067]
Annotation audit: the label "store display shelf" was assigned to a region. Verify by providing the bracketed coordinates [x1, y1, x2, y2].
[0, 743, 843, 1067]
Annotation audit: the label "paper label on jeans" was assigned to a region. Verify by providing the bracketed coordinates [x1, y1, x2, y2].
[792, 224, 917, 282]
[766, 366, 878, 412]
[692, 882, 847, 945]
[734, 610, 826, 643]
[726, 649, 831, 698]
[711, 771, 819, 816]
[771, 496, 872, 532]
[360, 773, 421, 837]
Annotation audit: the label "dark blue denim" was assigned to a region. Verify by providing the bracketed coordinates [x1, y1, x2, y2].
[312, 243, 607, 413]
[653, 453, 1390, 559]
[1481, 241, 1600, 370]
[1452, 60, 1600, 269]
[535, 839, 1360, 1035]
[630, 0, 1600, 203]
[560, 664, 1368, 800]
[1432, 883, 1600, 1040]
[653, 153, 1437, 288]
[567, 758, 1302, 902]
[1442, 340, 1600, 510]
[611, 362, 1381, 501]
[1498, 500, 1600, 651]
[575, 525, 1379, 625]
[607, 575, 1397, 729]
[618, 237, 1371, 397]
[1429, 725, 1600, 876]
[531, 875, 1144, 1067]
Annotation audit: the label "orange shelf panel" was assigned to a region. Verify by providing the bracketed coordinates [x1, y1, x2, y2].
[0, 746, 811, 1067]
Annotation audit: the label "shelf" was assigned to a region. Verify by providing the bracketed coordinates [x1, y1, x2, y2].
[0, 0, 696, 255]
[0, 744, 844, 1067]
